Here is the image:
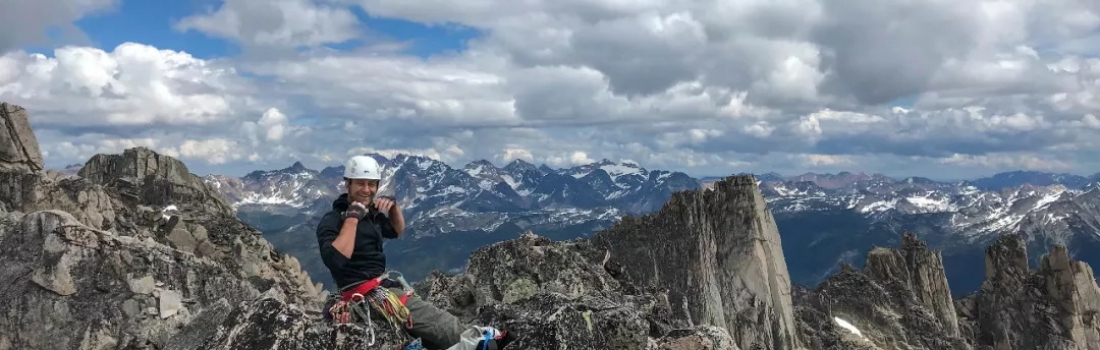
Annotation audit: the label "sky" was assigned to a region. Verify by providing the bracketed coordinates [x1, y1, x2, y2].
[0, 0, 1098, 179]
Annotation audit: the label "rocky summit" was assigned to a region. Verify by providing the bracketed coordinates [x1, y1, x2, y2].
[3, 100, 1100, 350]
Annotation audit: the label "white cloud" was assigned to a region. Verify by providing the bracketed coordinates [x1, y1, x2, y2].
[174, 0, 361, 51]
[176, 139, 243, 165]
[346, 145, 465, 164]
[0, 43, 257, 128]
[499, 148, 534, 162]
[2, 0, 1100, 179]
[570, 151, 594, 165]
[242, 108, 291, 144]
[800, 154, 856, 167]
[937, 153, 1074, 171]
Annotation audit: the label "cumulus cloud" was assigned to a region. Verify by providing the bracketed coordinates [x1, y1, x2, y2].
[2, 0, 1100, 179]
[0, 42, 261, 132]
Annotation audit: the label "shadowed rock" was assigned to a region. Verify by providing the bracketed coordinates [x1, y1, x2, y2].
[0, 102, 42, 172]
[863, 233, 958, 337]
[956, 234, 1100, 350]
[793, 233, 971, 350]
[796, 231, 1100, 350]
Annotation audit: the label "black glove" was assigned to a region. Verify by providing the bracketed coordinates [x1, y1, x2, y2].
[342, 202, 368, 221]
[370, 195, 396, 210]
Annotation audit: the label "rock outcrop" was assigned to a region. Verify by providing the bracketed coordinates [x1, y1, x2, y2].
[955, 234, 1100, 350]
[591, 175, 801, 350]
[0, 102, 323, 349]
[864, 233, 959, 338]
[799, 233, 971, 350]
[793, 230, 1100, 350]
[0, 102, 42, 172]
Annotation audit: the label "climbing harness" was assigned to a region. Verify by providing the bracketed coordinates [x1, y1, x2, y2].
[323, 271, 418, 346]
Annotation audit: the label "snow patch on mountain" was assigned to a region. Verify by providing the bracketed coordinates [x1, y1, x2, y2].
[760, 176, 1092, 240]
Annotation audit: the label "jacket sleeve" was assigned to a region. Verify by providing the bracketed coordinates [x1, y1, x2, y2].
[316, 213, 349, 271]
[378, 213, 400, 239]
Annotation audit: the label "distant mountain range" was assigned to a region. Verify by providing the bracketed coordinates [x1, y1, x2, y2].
[203, 155, 701, 237]
[190, 155, 1100, 295]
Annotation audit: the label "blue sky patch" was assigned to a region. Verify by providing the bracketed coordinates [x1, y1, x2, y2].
[349, 6, 482, 58]
[28, 0, 482, 60]
[74, 0, 236, 58]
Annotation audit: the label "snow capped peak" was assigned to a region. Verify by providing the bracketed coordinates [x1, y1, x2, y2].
[286, 161, 307, 172]
[563, 159, 648, 181]
[503, 158, 538, 172]
[392, 154, 447, 173]
[463, 159, 509, 190]
[464, 159, 499, 174]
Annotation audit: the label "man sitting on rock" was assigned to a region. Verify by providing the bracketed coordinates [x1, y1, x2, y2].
[316, 155, 512, 350]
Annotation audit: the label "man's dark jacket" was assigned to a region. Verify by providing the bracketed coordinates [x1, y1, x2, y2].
[316, 193, 399, 290]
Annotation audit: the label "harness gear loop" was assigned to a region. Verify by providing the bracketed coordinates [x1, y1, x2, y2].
[325, 272, 417, 343]
[349, 298, 376, 346]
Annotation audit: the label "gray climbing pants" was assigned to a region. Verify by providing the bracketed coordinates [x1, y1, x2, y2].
[381, 287, 465, 350]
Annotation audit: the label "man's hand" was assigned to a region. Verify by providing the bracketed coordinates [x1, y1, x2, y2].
[372, 195, 398, 214]
[342, 201, 369, 221]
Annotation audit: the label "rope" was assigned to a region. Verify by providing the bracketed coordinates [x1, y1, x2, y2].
[368, 287, 413, 329]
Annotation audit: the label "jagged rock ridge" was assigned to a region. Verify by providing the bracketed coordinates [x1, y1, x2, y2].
[0, 102, 323, 349]
[955, 234, 1100, 350]
[797, 231, 1100, 350]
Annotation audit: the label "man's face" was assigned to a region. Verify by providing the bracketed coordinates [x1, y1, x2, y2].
[346, 178, 379, 203]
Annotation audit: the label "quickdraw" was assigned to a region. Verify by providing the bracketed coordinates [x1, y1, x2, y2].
[356, 285, 414, 336]
[323, 272, 417, 346]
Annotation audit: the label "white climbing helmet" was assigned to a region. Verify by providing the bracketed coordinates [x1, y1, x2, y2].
[343, 155, 382, 180]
